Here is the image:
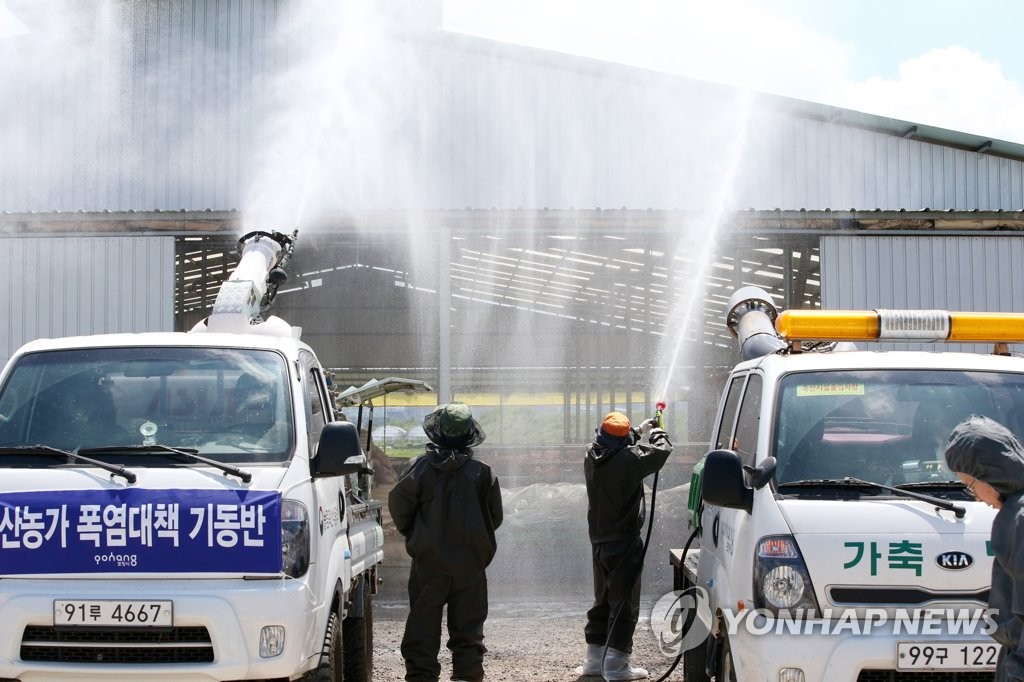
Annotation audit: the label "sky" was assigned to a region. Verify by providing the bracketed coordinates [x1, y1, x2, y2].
[443, 0, 1024, 146]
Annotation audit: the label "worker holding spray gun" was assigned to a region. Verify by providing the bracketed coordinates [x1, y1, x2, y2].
[576, 403, 673, 680]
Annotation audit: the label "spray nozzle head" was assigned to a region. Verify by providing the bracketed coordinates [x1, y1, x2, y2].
[268, 267, 288, 286]
[656, 400, 666, 412]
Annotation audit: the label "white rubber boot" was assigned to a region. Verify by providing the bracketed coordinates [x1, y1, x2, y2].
[602, 647, 649, 680]
[573, 643, 604, 677]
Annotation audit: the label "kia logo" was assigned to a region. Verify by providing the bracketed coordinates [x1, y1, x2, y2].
[936, 551, 974, 570]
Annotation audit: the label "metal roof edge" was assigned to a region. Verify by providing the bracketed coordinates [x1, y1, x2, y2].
[3, 208, 1024, 236]
[436, 30, 1024, 163]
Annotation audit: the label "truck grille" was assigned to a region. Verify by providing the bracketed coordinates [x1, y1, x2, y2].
[857, 671, 994, 681]
[831, 586, 990, 605]
[20, 625, 214, 664]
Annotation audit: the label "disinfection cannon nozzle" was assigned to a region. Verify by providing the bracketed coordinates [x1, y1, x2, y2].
[725, 286, 788, 361]
[268, 267, 288, 286]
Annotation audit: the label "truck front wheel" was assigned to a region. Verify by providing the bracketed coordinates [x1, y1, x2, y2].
[302, 610, 342, 682]
[343, 578, 374, 681]
[716, 632, 737, 682]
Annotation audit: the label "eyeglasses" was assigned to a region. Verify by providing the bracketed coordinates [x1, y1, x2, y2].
[965, 478, 978, 496]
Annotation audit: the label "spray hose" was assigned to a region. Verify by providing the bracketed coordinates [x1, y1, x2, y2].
[600, 401, 703, 682]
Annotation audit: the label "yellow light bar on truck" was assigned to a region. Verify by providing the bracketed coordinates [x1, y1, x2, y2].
[776, 309, 1024, 343]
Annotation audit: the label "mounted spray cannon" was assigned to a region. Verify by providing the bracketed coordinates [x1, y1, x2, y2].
[725, 286, 788, 361]
[193, 229, 299, 335]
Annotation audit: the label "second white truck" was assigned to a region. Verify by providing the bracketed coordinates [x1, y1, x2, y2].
[674, 287, 1017, 682]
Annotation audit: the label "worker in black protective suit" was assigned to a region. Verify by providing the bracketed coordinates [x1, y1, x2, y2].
[388, 403, 503, 682]
[577, 411, 673, 680]
[945, 414, 1024, 682]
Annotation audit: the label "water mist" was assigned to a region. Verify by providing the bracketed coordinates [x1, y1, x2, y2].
[656, 91, 755, 405]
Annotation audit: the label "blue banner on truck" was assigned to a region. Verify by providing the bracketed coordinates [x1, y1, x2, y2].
[0, 489, 282, 574]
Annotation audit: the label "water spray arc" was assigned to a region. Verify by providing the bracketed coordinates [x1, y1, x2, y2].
[655, 92, 754, 404]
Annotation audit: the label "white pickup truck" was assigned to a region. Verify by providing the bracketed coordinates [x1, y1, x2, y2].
[0, 231, 383, 681]
[673, 286, 1020, 682]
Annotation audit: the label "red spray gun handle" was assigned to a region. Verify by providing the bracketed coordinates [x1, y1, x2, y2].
[654, 401, 666, 429]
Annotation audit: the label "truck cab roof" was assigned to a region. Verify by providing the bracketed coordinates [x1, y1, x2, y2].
[11, 328, 313, 359]
[738, 346, 1024, 376]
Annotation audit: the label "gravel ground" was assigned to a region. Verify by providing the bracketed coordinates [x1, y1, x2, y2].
[373, 598, 686, 681]
[371, 481, 695, 680]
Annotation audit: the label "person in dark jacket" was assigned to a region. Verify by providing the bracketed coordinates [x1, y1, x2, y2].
[388, 403, 503, 682]
[945, 414, 1024, 681]
[577, 411, 673, 680]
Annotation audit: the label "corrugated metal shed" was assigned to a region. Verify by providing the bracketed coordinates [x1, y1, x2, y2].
[1, 1, 1022, 215]
[0, 236, 174, 361]
[3, 2, 1024, 445]
[821, 234, 1024, 352]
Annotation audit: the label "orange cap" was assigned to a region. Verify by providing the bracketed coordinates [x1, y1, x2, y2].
[601, 412, 631, 437]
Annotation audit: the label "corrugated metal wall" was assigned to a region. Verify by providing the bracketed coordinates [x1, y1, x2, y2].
[2, 1, 1022, 214]
[0, 237, 174, 362]
[821, 234, 1024, 352]
[0, 0, 283, 213]
[740, 118, 1024, 211]
[433, 45, 1024, 211]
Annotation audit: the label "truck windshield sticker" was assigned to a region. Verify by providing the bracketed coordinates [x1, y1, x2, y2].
[796, 383, 865, 397]
[844, 540, 924, 576]
[0, 489, 282, 574]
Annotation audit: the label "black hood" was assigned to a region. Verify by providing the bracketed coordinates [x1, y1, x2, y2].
[945, 414, 1024, 497]
[425, 443, 473, 472]
[587, 429, 632, 466]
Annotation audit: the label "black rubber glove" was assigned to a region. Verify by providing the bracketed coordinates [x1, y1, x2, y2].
[649, 427, 672, 448]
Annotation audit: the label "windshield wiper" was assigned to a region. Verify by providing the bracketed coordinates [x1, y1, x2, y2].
[0, 445, 136, 484]
[779, 477, 965, 518]
[78, 445, 253, 484]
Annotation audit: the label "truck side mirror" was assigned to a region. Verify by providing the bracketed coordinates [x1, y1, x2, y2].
[312, 421, 367, 478]
[701, 448, 753, 513]
[746, 456, 776, 490]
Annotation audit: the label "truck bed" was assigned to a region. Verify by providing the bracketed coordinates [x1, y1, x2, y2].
[669, 547, 700, 591]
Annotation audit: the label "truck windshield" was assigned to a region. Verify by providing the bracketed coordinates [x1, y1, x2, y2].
[0, 347, 293, 464]
[773, 369, 1024, 488]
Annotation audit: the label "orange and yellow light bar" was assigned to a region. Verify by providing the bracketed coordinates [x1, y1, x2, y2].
[775, 309, 1024, 343]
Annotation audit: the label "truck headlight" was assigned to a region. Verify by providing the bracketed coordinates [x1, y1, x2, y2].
[281, 500, 310, 577]
[753, 535, 819, 617]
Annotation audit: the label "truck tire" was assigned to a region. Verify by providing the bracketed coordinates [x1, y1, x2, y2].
[679, 573, 710, 682]
[343, 579, 373, 681]
[302, 610, 342, 682]
[716, 632, 737, 682]
[682, 635, 709, 682]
